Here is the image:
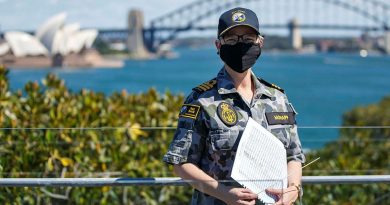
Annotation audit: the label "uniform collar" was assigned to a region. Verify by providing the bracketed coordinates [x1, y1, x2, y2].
[217, 67, 275, 98]
[253, 76, 275, 98]
[217, 68, 237, 95]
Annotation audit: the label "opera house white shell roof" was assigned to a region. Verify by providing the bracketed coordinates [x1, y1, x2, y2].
[4, 32, 49, 57]
[0, 42, 10, 56]
[66, 30, 98, 54]
[36, 12, 67, 52]
[51, 23, 80, 55]
[52, 24, 97, 55]
[0, 12, 98, 57]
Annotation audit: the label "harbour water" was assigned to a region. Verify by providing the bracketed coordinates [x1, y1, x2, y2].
[7, 47, 390, 149]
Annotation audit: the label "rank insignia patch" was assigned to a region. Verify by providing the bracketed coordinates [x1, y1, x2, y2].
[265, 112, 296, 125]
[193, 79, 217, 93]
[179, 104, 200, 119]
[217, 102, 238, 126]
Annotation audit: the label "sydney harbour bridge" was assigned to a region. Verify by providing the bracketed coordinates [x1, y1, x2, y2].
[99, 0, 390, 55]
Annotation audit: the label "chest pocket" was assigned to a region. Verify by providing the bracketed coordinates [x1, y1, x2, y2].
[209, 129, 239, 151]
[268, 124, 292, 148]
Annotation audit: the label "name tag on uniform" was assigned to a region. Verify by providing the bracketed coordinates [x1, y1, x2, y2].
[265, 112, 296, 125]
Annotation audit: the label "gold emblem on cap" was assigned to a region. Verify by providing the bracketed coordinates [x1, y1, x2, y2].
[232, 12, 246, 23]
[218, 102, 237, 126]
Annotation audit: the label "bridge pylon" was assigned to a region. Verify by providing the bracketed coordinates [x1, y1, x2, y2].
[127, 9, 151, 59]
[288, 18, 302, 50]
[385, 31, 390, 54]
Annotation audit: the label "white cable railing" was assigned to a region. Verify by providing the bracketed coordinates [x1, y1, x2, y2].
[1, 127, 389, 187]
[0, 175, 390, 187]
[1, 126, 390, 130]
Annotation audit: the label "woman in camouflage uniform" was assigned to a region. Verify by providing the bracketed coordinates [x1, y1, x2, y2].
[164, 7, 305, 205]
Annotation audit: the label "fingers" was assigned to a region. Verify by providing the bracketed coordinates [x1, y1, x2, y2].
[245, 193, 258, 200]
[273, 199, 284, 205]
[234, 189, 256, 200]
[266, 188, 283, 194]
[226, 188, 258, 205]
[240, 188, 254, 193]
[270, 189, 298, 205]
[273, 199, 296, 205]
[238, 192, 258, 200]
[237, 199, 257, 205]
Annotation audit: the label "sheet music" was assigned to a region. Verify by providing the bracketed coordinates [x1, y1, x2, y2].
[231, 117, 287, 204]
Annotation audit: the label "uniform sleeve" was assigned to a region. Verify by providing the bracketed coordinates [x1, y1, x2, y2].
[287, 123, 306, 163]
[285, 96, 306, 163]
[163, 93, 207, 165]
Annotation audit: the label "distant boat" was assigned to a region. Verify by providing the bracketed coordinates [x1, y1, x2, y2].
[156, 43, 178, 59]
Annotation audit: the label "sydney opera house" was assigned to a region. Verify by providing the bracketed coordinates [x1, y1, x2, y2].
[0, 13, 122, 68]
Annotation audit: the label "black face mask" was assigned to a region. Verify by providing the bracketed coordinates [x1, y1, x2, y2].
[219, 42, 261, 73]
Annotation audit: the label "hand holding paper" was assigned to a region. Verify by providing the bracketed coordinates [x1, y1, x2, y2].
[231, 118, 288, 204]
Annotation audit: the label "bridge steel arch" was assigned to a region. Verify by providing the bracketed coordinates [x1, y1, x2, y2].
[145, 0, 390, 50]
[152, 0, 389, 27]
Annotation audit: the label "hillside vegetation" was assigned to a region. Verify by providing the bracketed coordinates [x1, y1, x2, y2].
[1, 65, 388, 204]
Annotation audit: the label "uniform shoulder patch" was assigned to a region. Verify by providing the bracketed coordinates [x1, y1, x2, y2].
[217, 102, 238, 126]
[179, 104, 201, 119]
[257, 77, 285, 93]
[192, 78, 217, 93]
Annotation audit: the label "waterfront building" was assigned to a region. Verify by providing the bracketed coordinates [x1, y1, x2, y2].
[0, 13, 122, 68]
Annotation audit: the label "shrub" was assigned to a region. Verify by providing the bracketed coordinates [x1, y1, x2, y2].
[0, 65, 191, 204]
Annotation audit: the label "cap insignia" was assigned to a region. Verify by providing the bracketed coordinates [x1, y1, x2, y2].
[232, 12, 246, 23]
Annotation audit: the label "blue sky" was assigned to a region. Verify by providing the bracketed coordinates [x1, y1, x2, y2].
[0, 0, 386, 37]
[0, 0, 193, 31]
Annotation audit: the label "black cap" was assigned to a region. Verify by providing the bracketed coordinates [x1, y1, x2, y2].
[218, 7, 260, 37]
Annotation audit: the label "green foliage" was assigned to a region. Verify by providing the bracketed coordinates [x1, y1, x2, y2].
[0, 65, 191, 204]
[304, 96, 390, 204]
[1, 64, 389, 204]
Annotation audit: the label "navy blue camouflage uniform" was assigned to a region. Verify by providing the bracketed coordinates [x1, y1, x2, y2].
[163, 68, 305, 205]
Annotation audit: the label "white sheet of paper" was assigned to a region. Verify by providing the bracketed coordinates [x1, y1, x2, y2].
[231, 117, 287, 204]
